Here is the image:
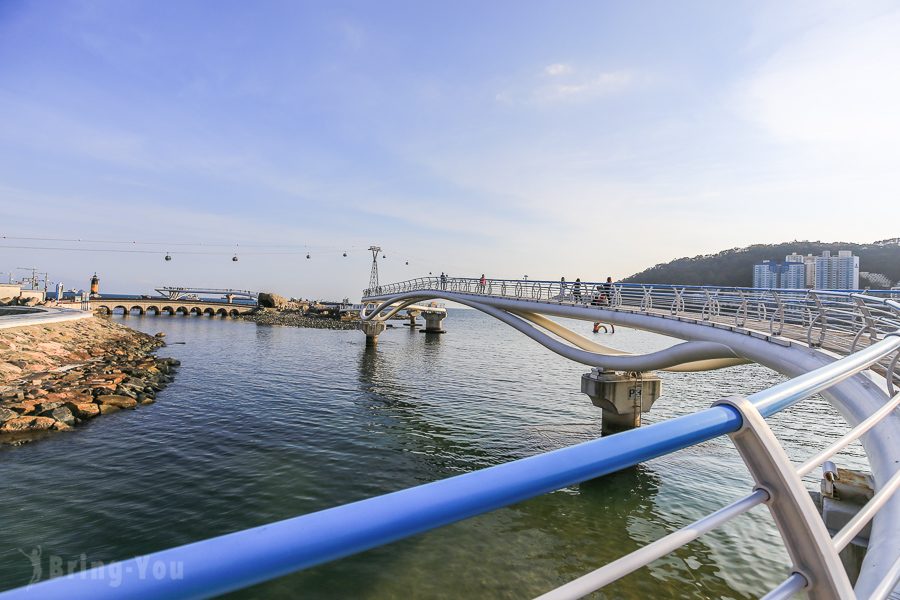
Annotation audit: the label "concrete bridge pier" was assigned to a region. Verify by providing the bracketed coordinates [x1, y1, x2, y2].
[422, 311, 445, 333]
[581, 369, 662, 436]
[360, 320, 387, 346]
[407, 309, 420, 328]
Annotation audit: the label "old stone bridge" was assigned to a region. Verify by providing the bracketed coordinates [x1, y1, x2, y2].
[87, 298, 256, 318]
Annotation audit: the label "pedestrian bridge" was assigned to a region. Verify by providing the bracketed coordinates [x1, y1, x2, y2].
[5, 277, 900, 600]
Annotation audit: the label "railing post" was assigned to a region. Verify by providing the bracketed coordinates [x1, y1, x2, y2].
[714, 396, 854, 599]
[807, 292, 828, 348]
[770, 291, 785, 336]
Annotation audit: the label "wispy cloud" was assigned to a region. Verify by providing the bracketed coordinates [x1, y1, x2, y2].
[737, 8, 900, 148]
[496, 65, 637, 106]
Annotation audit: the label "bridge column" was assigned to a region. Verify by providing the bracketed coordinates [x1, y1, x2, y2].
[359, 320, 387, 346]
[407, 309, 421, 328]
[422, 311, 445, 333]
[581, 369, 662, 436]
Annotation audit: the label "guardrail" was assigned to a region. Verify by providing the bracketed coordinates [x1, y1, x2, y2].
[3, 331, 899, 599]
[364, 278, 900, 393]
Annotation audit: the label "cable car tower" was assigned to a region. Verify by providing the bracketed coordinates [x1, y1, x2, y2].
[368, 246, 382, 293]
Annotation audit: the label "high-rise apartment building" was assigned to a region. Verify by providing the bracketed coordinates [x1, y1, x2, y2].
[779, 262, 806, 289]
[814, 250, 860, 290]
[786, 252, 816, 288]
[753, 261, 779, 288]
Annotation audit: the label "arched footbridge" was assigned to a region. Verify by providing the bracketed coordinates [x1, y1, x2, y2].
[87, 298, 255, 318]
[5, 278, 900, 600]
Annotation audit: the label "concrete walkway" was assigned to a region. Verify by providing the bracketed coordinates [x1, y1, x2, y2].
[0, 306, 93, 330]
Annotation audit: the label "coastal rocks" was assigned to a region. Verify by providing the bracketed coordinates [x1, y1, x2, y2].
[240, 309, 359, 330]
[0, 415, 57, 433]
[257, 292, 289, 309]
[0, 318, 178, 446]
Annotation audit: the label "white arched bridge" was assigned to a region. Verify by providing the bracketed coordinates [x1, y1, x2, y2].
[5, 277, 900, 600]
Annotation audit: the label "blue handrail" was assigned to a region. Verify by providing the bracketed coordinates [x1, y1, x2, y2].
[0, 406, 742, 600]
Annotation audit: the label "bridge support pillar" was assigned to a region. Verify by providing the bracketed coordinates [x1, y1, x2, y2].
[407, 310, 420, 328]
[581, 369, 662, 436]
[422, 311, 445, 333]
[360, 320, 387, 346]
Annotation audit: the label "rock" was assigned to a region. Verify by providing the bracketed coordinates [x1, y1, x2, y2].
[98, 404, 120, 415]
[67, 402, 100, 419]
[0, 407, 18, 423]
[257, 292, 289, 309]
[154, 332, 166, 338]
[95, 395, 137, 409]
[49, 406, 76, 427]
[0, 415, 56, 432]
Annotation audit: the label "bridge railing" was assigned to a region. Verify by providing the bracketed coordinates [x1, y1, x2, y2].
[364, 278, 900, 392]
[4, 327, 900, 599]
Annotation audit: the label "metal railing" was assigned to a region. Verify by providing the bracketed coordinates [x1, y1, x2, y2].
[364, 278, 900, 392]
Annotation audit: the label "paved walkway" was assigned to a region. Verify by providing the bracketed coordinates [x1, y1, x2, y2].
[0, 306, 93, 330]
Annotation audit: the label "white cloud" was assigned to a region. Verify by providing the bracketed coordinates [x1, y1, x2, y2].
[496, 66, 636, 106]
[738, 9, 900, 146]
[543, 63, 573, 76]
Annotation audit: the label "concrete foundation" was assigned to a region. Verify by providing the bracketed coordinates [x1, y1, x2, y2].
[359, 320, 387, 346]
[811, 465, 874, 585]
[422, 311, 445, 333]
[581, 369, 662, 435]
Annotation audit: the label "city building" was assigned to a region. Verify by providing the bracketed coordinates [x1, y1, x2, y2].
[779, 262, 806, 289]
[786, 252, 816, 288]
[753, 259, 806, 289]
[814, 250, 860, 290]
[753, 260, 779, 288]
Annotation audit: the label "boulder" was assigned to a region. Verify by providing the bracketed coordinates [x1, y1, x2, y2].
[257, 292, 289, 309]
[49, 406, 76, 427]
[67, 402, 100, 419]
[0, 415, 56, 432]
[98, 404, 121, 415]
[0, 407, 18, 423]
[95, 394, 137, 409]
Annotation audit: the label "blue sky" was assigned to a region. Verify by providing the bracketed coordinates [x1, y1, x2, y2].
[1, 1, 898, 299]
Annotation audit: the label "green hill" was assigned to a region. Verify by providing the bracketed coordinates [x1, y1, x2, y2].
[624, 239, 900, 288]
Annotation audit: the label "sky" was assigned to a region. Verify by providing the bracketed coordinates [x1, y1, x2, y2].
[1, 0, 898, 299]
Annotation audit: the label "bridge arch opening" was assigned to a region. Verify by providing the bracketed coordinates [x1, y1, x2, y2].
[130, 306, 144, 316]
[176, 307, 189, 316]
[216, 308, 228, 318]
[229, 309, 239, 318]
[146, 306, 160, 315]
[190, 307, 202, 316]
[203, 308, 215, 317]
[161, 306, 174, 315]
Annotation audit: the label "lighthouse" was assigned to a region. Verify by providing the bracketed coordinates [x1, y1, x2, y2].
[90, 273, 100, 298]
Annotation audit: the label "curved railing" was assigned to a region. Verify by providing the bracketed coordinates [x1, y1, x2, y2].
[364, 278, 900, 392]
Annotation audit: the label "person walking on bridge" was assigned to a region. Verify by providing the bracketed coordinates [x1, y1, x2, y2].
[478, 274, 486, 293]
[573, 278, 582, 303]
[440, 272, 447, 290]
[559, 277, 567, 300]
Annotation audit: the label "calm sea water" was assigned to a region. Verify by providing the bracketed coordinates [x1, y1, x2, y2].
[0, 310, 867, 598]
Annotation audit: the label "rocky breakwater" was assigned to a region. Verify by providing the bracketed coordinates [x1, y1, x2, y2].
[0, 318, 178, 445]
[241, 292, 358, 330]
[241, 308, 359, 330]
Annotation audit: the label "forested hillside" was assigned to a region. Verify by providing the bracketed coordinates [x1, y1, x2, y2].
[624, 239, 900, 288]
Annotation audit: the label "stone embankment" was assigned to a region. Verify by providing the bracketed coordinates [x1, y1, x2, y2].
[0, 318, 177, 445]
[240, 309, 358, 330]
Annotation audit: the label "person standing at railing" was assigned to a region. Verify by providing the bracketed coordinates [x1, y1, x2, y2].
[440, 272, 447, 290]
[478, 274, 486, 293]
[574, 278, 582, 303]
[560, 277, 567, 300]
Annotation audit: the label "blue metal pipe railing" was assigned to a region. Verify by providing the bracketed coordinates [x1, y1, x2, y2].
[0, 406, 742, 600]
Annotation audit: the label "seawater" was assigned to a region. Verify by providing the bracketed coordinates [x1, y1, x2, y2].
[0, 310, 867, 598]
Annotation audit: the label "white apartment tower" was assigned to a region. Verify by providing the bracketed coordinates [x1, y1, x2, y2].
[814, 250, 860, 290]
